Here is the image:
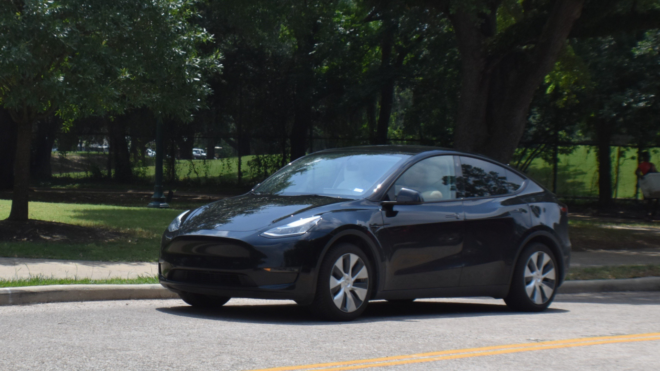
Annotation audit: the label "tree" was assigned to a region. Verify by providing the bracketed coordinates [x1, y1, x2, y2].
[0, 0, 219, 221]
[414, 0, 660, 164]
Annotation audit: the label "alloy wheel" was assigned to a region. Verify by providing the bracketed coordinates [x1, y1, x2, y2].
[524, 251, 556, 304]
[329, 253, 369, 312]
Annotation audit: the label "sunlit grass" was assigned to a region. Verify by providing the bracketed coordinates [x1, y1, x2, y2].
[0, 200, 180, 262]
[566, 265, 660, 280]
[0, 275, 159, 287]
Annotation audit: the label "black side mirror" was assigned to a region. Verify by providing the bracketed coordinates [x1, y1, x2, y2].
[396, 188, 422, 204]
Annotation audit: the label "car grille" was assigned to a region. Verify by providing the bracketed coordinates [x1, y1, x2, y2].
[168, 269, 248, 287]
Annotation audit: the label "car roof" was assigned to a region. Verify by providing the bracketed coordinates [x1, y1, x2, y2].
[311, 145, 528, 179]
[313, 145, 455, 156]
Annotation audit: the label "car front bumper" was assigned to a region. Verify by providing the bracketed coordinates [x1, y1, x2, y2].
[158, 235, 320, 304]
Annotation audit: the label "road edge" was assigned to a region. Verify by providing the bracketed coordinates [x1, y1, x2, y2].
[0, 284, 178, 306]
[0, 278, 659, 306]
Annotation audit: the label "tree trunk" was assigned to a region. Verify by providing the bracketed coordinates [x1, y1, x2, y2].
[452, 0, 585, 164]
[290, 72, 313, 160]
[596, 122, 613, 207]
[108, 120, 132, 183]
[30, 117, 59, 181]
[375, 21, 396, 145]
[8, 120, 34, 221]
[0, 109, 17, 190]
[366, 98, 377, 144]
[290, 19, 318, 161]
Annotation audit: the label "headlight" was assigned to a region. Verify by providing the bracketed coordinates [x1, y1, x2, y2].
[167, 210, 190, 232]
[261, 216, 321, 238]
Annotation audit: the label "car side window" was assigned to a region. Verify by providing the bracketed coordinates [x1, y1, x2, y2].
[457, 157, 525, 198]
[389, 156, 457, 202]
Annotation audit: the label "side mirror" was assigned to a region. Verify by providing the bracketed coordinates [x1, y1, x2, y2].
[396, 188, 422, 204]
[382, 188, 423, 209]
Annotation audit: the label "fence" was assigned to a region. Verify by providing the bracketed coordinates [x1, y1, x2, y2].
[49, 134, 658, 199]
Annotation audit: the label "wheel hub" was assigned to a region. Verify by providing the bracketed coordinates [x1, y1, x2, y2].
[524, 251, 556, 305]
[329, 253, 369, 313]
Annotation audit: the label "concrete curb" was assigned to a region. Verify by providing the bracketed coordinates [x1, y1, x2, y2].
[558, 277, 660, 294]
[0, 284, 178, 306]
[0, 278, 659, 306]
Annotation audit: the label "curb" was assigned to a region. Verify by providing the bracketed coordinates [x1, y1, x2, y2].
[558, 277, 660, 294]
[0, 284, 178, 306]
[0, 278, 659, 307]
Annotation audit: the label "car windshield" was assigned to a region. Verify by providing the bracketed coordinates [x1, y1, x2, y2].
[254, 152, 410, 198]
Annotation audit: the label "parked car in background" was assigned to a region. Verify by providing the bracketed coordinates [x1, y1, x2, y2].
[146, 149, 155, 157]
[193, 148, 207, 159]
[160, 146, 571, 321]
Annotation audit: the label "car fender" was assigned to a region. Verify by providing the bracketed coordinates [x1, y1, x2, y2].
[314, 227, 385, 298]
[507, 228, 566, 289]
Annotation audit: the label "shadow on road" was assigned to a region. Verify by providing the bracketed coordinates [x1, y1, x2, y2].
[156, 299, 568, 325]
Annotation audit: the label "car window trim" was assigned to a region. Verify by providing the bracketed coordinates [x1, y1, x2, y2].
[455, 155, 528, 201]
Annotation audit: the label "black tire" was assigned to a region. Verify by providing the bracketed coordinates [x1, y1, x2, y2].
[504, 243, 558, 312]
[179, 292, 230, 309]
[309, 243, 373, 321]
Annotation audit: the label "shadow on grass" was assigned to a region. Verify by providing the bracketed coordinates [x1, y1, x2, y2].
[68, 208, 179, 234]
[156, 300, 569, 325]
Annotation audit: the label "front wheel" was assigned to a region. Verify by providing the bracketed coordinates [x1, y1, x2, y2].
[309, 243, 373, 321]
[179, 292, 230, 309]
[504, 243, 558, 312]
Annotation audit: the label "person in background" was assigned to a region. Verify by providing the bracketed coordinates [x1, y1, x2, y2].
[636, 151, 659, 219]
[635, 152, 657, 179]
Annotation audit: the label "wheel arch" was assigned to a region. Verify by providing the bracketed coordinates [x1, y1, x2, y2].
[509, 229, 566, 289]
[315, 228, 384, 300]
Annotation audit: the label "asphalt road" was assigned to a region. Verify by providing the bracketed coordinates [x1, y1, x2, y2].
[1, 293, 659, 371]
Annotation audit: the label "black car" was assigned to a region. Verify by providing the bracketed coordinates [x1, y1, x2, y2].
[159, 146, 570, 321]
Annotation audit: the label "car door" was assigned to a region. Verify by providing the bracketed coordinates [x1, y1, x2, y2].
[376, 155, 465, 291]
[456, 156, 531, 287]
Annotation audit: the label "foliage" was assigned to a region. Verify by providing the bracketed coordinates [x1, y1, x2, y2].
[0, 0, 220, 123]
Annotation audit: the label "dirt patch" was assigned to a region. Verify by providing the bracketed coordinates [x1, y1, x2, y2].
[0, 220, 130, 243]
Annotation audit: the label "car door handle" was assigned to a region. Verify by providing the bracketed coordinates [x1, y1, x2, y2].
[445, 213, 461, 220]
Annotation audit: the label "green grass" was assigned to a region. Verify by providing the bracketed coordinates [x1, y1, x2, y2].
[566, 265, 660, 280]
[526, 146, 659, 199]
[568, 217, 660, 251]
[0, 275, 158, 287]
[0, 200, 181, 262]
[53, 155, 258, 182]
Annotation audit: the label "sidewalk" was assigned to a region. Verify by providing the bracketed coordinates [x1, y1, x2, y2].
[2, 248, 660, 281]
[0, 258, 157, 280]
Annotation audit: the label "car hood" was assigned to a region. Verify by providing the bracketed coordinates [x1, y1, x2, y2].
[179, 193, 349, 234]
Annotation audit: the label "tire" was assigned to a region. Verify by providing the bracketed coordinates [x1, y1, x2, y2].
[504, 243, 559, 312]
[309, 243, 373, 321]
[179, 292, 230, 309]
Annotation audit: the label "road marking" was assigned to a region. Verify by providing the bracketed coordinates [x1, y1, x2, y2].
[249, 332, 660, 371]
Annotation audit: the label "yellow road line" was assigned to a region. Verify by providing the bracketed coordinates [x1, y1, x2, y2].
[249, 333, 660, 371]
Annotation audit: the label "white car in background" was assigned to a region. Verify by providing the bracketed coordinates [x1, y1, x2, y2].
[192, 148, 207, 159]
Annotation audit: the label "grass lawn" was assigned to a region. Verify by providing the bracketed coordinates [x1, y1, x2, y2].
[0, 200, 180, 262]
[526, 145, 660, 199]
[53, 155, 259, 183]
[0, 275, 158, 288]
[566, 265, 660, 280]
[568, 217, 660, 250]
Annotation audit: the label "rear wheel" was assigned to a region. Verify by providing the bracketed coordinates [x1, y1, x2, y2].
[179, 292, 230, 309]
[504, 243, 558, 312]
[310, 243, 373, 321]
